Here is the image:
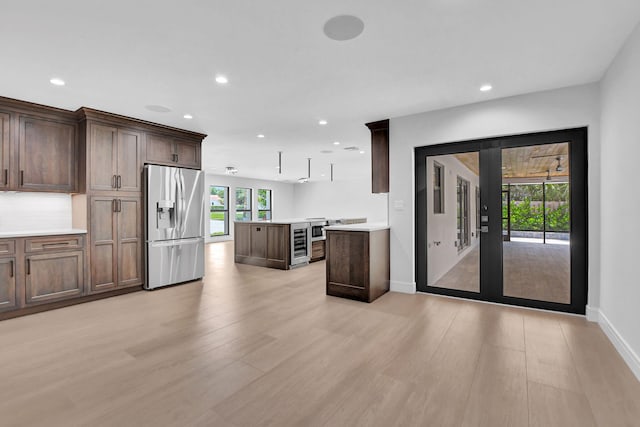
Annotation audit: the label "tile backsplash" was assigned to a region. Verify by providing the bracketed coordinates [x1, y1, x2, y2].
[0, 192, 72, 232]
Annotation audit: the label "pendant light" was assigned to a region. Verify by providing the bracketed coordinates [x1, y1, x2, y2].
[330, 163, 334, 182]
[307, 158, 311, 179]
[278, 151, 282, 174]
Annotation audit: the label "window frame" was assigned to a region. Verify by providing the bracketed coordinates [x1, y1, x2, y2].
[235, 187, 252, 222]
[209, 185, 229, 236]
[433, 161, 445, 214]
[258, 188, 272, 221]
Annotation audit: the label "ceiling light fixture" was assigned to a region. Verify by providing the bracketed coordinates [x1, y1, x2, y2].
[183, 114, 193, 119]
[257, 134, 265, 138]
[359, 150, 365, 154]
[225, 166, 238, 175]
[480, 84, 493, 92]
[145, 105, 172, 113]
[323, 15, 365, 41]
[50, 78, 65, 86]
[318, 120, 328, 125]
[298, 177, 308, 184]
[215, 75, 229, 84]
[333, 141, 340, 145]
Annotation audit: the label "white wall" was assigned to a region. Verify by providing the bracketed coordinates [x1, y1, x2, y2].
[599, 22, 640, 375]
[292, 177, 388, 223]
[0, 192, 72, 232]
[389, 84, 601, 301]
[205, 174, 295, 242]
[427, 155, 480, 284]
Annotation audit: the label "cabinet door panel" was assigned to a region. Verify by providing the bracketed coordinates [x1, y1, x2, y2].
[0, 112, 10, 190]
[327, 232, 367, 289]
[19, 116, 76, 192]
[90, 197, 117, 292]
[89, 124, 118, 192]
[0, 257, 17, 311]
[118, 197, 142, 287]
[117, 129, 141, 192]
[266, 225, 285, 262]
[250, 225, 267, 259]
[25, 251, 83, 304]
[145, 133, 175, 165]
[176, 141, 200, 169]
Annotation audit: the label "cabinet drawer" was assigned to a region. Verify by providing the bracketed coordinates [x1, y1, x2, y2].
[0, 239, 16, 256]
[25, 235, 85, 253]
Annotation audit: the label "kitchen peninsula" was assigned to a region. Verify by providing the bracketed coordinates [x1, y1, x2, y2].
[325, 223, 390, 303]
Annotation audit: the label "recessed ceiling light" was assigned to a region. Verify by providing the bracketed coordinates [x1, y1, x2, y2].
[323, 15, 365, 41]
[215, 75, 229, 84]
[480, 84, 493, 92]
[321, 174, 326, 177]
[333, 141, 340, 145]
[318, 120, 328, 125]
[359, 150, 365, 154]
[320, 150, 333, 154]
[183, 114, 193, 119]
[50, 78, 65, 86]
[257, 134, 265, 138]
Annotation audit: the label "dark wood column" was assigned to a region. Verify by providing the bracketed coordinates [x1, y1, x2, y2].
[365, 119, 389, 193]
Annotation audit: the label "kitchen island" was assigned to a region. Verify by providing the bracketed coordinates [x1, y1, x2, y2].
[325, 223, 390, 302]
[234, 219, 309, 270]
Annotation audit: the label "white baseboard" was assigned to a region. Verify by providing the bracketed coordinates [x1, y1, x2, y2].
[585, 305, 600, 322]
[594, 308, 640, 382]
[390, 280, 416, 294]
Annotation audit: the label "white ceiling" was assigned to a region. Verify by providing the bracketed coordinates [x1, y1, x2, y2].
[1, 1, 639, 183]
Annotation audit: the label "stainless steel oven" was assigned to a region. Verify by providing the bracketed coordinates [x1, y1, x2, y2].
[309, 219, 328, 241]
[290, 222, 311, 267]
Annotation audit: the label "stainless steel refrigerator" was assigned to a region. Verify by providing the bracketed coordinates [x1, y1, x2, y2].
[144, 164, 205, 290]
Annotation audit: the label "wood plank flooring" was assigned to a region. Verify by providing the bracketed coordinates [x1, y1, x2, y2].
[432, 241, 570, 304]
[1, 241, 639, 426]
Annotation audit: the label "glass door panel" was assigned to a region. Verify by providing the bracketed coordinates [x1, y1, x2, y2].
[426, 153, 480, 293]
[501, 142, 571, 304]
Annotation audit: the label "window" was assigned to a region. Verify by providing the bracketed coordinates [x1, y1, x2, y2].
[235, 187, 252, 221]
[433, 162, 444, 214]
[210, 186, 229, 236]
[457, 176, 470, 250]
[258, 189, 272, 220]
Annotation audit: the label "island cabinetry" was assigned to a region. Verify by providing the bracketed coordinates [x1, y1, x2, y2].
[234, 222, 290, 270]
[0, 240, 17, 312]
[311, 240, 325, 262]
[326, 227, 390, 303]
[145, 133, 201, 169]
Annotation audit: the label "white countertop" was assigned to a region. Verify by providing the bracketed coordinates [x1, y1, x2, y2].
[0, 229, 88, 238]
[324, 223, 390, 232]
[234, 218, 312, 225]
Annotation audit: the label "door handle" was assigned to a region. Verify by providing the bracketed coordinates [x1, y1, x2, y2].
[9, 260, 14, 278]
[117, 199, 122, 212]
[117, 175, 122, 189]
[175, 154, 179, 163]
[112, 175, 117, 188]
[3, 169, 7, 186]
[20, 170, 24, 186]
[26, 259, 30, 275]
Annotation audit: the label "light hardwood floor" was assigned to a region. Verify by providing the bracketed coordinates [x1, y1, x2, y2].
[1, 241, 639, 426]
[432, 241, 570, 304]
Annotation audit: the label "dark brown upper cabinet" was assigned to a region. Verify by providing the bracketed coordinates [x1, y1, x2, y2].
[0, 113, 10, 190]
[365, 119, 389, 194]
[146, 133, 201, 169]
[88, 123, 141, 193]
[18, 116, 77, 192]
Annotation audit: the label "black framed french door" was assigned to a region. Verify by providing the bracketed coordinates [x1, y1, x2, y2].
[415, 128, 587, 314]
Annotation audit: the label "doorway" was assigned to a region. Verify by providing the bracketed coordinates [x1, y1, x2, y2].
[415, 128, 587, 314]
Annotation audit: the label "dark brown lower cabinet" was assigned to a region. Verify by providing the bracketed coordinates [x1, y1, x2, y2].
[326, 228, 390, 303]
[90, 196, 142, 293]
[0, 257, 17, 312]
[234, 222, 290, 269]
[25, 251, 83, 304]
[311, 240, 325, 262]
